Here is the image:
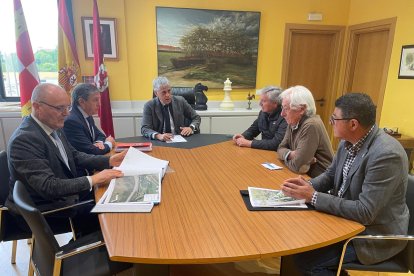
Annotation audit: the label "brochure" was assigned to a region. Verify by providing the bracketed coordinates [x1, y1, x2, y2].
[248, 187, 307, 208]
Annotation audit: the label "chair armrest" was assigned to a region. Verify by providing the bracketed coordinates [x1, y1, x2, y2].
[347, 234, 414, 241]
[41, 199, 94, 215]
[55, 240, 105, 260]
[336, 234, 414, 276]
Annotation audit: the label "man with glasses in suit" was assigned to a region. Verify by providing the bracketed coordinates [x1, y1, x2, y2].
[7, 83, 126, 236]
[281, 93, 409, 275]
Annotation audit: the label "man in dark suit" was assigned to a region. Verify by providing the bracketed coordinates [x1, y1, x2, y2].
[141, 76, 201, 142]
[7, 83, 126, 235]
[281, 93, 409, 274]
[63, 83, 115, 155]
[232, 86, 287, 150]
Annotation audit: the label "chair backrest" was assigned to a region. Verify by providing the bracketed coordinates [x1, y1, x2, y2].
[0, 150, 10, 205]
[13, 180, 60, 276]
[172, 87, 195, 107]
[405, 174, 414, 272]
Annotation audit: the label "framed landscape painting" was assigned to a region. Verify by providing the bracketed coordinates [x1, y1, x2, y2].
[156, 7, 261, 88]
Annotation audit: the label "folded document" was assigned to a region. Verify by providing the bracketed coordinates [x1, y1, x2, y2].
[92, 147, 169, 213]
[248, 187, 307, 208]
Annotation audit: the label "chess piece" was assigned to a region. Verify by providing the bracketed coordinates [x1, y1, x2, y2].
[219, 78, 234, 110]
[194, 83, 208, 110]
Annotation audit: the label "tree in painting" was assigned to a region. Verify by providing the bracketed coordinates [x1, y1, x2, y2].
[157, 8, 260, 88]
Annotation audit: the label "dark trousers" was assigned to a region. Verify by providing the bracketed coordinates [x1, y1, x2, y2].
[281, 241, 357, 276]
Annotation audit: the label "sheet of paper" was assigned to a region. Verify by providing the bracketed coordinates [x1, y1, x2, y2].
[166, 135, 187, 143]
[261, 162, 283, 170]
[118, 147, 169, 177]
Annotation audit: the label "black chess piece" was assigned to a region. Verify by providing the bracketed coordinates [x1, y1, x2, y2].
[194, 83, 208, 110]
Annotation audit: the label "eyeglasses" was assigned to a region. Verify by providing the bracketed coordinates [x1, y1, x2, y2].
[329, 115, 354, 125]
[281, 105, 291, 112]
[39, 101, 71, 113]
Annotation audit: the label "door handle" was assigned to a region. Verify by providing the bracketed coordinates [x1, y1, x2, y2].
[315, 98, 325, 106]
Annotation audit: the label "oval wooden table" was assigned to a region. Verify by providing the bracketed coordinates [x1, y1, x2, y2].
[95, 138, 364, 269]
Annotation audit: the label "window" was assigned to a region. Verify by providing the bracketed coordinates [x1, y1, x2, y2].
[0, 0, 58, 102]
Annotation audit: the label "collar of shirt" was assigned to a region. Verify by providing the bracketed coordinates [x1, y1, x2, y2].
[344, 124, 375, 157]
[77, 105, 89, 119]
[291, 114, 309, 131]
[31, 114, 54, 136]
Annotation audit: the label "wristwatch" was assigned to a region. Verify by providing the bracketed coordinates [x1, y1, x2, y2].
[190, 125, 195, 132]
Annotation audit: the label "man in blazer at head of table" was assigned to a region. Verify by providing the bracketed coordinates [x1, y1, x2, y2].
[141, 76, 201, 142]
[63, 83, 115, 156]
[281, 93, 409, 275]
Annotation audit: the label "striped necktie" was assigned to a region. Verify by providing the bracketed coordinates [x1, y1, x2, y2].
[51, 131, 70, 169]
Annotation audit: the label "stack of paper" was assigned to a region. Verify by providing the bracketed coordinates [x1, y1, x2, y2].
[119, 147, 169, 177]
[248, 187, 307, 208]
[92, 147, 169, 213]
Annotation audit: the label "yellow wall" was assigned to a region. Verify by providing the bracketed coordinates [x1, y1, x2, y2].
[348, 0, 414, 136]
[72, 0, 413, 137]
[72, 0, 350, 101]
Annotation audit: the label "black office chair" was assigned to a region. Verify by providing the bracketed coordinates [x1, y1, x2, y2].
[1, 150, 93, 267]
[0, 150, 32, 264]
[336, 174, 414, 275]
[171, 87, 195, 108]
[13, 180, 131, 276]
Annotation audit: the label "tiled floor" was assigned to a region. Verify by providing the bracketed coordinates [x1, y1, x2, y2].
[1, 237, 412, 276]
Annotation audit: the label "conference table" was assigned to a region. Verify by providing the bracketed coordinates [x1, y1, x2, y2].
[95, 134, 364, 271]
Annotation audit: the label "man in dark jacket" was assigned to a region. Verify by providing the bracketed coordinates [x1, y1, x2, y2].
[233, 86, 287, 150]
[7, 83, 125, 235]
[64, 83, 115, 155]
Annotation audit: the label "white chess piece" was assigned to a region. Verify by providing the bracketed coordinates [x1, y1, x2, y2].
[219, 78, 234, 110]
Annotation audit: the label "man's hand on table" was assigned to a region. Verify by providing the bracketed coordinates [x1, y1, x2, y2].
[156, 133, 173, 142]
[281, 176, 315, 203]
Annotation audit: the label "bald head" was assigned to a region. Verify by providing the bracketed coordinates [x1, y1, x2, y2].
[31, 83, 71, 130]
[31, 83, 66, 104]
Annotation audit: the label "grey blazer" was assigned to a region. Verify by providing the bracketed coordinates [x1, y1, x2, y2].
[141, 96, 201, 139]
[6, 116, 110, 213]
[311, 125, 409, 265]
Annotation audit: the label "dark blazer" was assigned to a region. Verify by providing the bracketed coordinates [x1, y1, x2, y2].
[63, 105, 110, 155]
[6, 116, 110, 213]
[141, 96, 201, 139]
[242, 107, 287, 150]
[311, 126, 409, 265]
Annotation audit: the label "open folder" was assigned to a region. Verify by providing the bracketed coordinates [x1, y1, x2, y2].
[240, 190, 313, 211]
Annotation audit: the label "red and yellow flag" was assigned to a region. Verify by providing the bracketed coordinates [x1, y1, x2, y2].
[58, 0, 81, 94]
[14, 0, 40, 117]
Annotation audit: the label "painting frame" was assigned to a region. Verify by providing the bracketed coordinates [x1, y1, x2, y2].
[81, 17, 118, 60]
[398, 45, 414, 79]
[156, 7, 261, 89]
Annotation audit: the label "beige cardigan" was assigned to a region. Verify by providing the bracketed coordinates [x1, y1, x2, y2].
[277, 115, 333, 177]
